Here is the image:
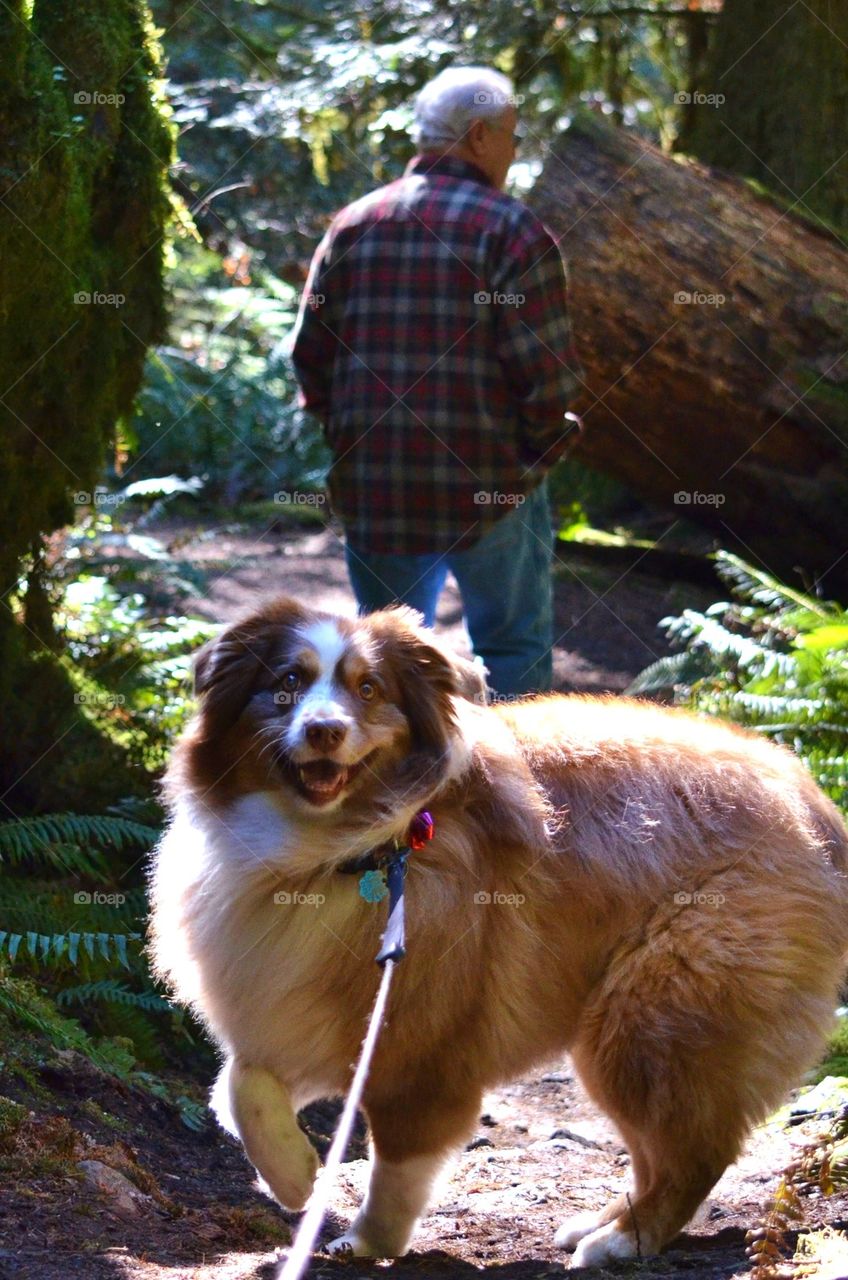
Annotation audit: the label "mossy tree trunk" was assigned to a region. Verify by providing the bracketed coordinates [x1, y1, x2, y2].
[0, 0, 172, 809]
[681, 0, 848, 229]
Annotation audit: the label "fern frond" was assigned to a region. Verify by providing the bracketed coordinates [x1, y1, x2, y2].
[0, 813, 158, 870]
[729, 692, 827, 722]
[715, 551, 831, 616]
[663, 611, 782, 672]
[0, 930, 142, 968]
[57, 979, 174, 1012]
[626, 650, 711, 695]
[0, 884, 147, 938]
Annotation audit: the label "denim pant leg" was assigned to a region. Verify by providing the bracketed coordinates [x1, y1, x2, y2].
[344, 542, 448, 628]
[448, 481, 554, 696]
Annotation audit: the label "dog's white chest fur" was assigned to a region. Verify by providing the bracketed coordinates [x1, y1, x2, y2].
[152, 792, 370, 1101]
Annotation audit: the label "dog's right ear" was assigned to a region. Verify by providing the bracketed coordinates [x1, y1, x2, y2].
[193, 623, 271, 731]
[193, 596, 311, 731]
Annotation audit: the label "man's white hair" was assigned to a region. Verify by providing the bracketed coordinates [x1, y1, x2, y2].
[411, 66, 516, 149]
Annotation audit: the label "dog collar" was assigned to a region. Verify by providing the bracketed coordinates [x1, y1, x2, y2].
[337, 809, 434, 876]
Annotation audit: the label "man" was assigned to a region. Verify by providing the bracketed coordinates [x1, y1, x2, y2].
[290, 66, 582, 696]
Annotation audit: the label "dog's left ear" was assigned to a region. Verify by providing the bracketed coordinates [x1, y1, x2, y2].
[368, 607, 487, 754]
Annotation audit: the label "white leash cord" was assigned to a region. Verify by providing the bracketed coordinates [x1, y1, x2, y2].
[277, 959, 396, 1280]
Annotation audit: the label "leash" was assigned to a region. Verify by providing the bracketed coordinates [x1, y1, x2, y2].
[276, 811, 434, 1280]
[277, 959, 395, 1280]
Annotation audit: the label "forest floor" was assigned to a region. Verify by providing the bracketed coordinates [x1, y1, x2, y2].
[5, 514, 848, 1279]
[4, 1044, 848, 1280]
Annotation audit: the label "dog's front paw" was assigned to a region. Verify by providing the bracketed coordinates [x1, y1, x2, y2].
[255, 1136, 319, 1212]
[571, 1222, 639, 1268]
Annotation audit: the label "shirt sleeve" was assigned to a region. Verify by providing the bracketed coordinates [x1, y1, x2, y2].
[289, 226, 340, 422]
[491, 218, 584, 469]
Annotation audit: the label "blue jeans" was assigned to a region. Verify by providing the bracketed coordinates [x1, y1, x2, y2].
[344, 481, 553, 696]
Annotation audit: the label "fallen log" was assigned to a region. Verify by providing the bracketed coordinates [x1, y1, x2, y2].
[529, 113, 848, 596]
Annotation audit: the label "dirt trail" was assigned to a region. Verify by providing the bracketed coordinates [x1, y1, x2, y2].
[5, 1055, 848, 1280]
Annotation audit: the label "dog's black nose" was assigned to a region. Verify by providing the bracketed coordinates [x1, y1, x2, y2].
[305, 719, 348, 751]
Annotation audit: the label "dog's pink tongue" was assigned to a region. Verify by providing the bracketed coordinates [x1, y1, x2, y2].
[299, 760, 348, 801]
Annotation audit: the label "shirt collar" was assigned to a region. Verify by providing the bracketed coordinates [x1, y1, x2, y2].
[405, 152, 496, 188]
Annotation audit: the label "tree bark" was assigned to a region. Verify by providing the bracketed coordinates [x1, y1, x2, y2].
[529, 113, 848, 595]
[682, 0, 848, 229]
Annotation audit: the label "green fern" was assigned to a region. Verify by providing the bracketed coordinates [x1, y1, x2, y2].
[0, 813, 157, 861]
[0, 884, 148, 937]
[0, 930, 142, 968]
[628, 552, 848, 812]
[58, 979, 174, 1013]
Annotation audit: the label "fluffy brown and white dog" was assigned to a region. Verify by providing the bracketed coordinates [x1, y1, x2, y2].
[149, 596, 848, 1268]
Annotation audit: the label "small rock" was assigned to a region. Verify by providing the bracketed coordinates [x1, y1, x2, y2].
[541, 1071, 572, 1083]
[549, 1128, 603, 1149]
[467, 1136, 495, 1151]
[479, 1113, 498, 1127]
[78, 1160, 150, 1217]
[514, 1123, 528, 1133]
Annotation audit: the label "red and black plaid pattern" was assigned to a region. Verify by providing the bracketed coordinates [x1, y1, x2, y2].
[290, 153, 582, 553]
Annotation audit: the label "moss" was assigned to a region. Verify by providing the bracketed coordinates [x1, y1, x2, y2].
[685, 0, 848, 229]
[813, 1018, 848, 1083]
[0, 0, 174, 790]
[0, 1095, 27, 1146]
[0, 1104, 80, 1178]
[0, 629, 147, 810]
[80, 1099, 127, 1132]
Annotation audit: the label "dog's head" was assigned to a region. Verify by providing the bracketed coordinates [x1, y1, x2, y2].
[178, 597, 486, 818]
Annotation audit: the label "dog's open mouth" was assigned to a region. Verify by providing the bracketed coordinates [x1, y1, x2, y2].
[278, 752, 376, 806]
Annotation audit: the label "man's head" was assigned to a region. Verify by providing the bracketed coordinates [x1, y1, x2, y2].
[411, 67, 519, 190]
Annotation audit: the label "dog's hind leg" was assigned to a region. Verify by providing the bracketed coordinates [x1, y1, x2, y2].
[561, 1025, 747, 1266]
[214, 1057, 319, 1211]
[326, 1086, 483, 1258]
[558, 933, 813, 1263]
[554, 1122, 651, 1250]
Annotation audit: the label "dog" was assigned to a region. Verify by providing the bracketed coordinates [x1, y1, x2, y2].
[149, 596, 848, 1267]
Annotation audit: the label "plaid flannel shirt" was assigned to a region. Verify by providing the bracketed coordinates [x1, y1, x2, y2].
[290, 153, 582, 553]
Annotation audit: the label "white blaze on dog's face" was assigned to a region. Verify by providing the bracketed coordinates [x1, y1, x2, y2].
[185, 597, 487, 817]
[277, 618, 406, 809]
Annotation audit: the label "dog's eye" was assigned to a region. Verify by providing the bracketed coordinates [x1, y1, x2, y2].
[358, 679, 377, 702]
[281, 670, 301, 692]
